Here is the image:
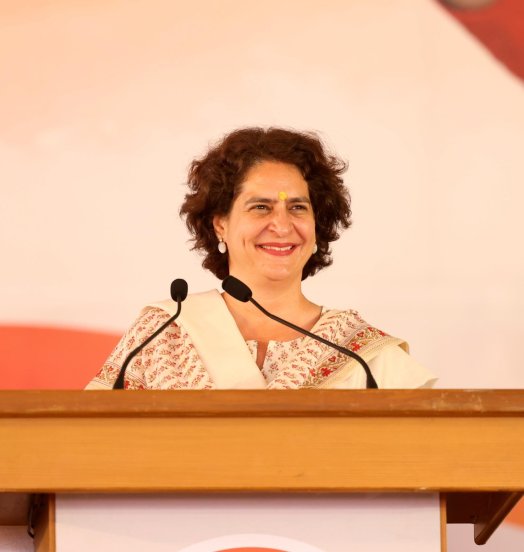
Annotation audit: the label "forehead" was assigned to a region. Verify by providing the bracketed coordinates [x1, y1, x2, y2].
[238, 161, 309, 197]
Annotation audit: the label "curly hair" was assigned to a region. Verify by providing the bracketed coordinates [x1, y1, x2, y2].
[179, 127, 351, 280]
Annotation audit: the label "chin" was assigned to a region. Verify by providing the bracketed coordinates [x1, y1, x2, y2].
[258, 266, 301, 283]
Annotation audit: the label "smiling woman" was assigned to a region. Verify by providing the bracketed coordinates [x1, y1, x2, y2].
[86, 127, 436, 391]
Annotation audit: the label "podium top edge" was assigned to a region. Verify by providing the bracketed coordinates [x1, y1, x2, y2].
[0, 389, 523, 418]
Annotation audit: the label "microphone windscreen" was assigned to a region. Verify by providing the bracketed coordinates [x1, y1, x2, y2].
[170, 278, 188, 302]
[222, 276, 252, 302]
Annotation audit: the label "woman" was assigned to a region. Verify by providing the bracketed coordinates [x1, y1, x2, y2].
[87, 127, 435, 390]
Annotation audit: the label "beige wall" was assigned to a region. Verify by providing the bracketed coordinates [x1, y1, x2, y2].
[1, 0, 523, 390]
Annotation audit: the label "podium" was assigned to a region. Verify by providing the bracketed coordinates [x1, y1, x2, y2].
[0, 389, 523, 551]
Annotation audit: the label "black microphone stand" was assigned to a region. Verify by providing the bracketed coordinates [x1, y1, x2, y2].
[113, 279, 187, 389]
[249, 297, 378, 389]
[222, 276, 378, 389]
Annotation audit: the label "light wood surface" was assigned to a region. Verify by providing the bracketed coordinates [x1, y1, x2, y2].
[0, 389, 522, 545]
[1, 415, 524, 492]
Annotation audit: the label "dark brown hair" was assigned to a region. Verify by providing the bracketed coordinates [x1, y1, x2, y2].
[180, 127, 351, 280]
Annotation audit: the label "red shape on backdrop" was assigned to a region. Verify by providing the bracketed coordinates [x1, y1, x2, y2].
[438, 0, 524, 80]
[0, 325, 119, 389]
[507, 499, 524, 528]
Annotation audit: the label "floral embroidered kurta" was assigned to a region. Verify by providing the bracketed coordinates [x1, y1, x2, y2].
[86, 304, 436, 390]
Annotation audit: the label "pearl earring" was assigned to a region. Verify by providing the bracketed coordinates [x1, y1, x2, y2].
[218, 238, 227, 254]
[312, 243, 318, 255]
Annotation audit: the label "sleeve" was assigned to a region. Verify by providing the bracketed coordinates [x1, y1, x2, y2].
[84, 307, 173, 390]
[331, 344, 437, 389]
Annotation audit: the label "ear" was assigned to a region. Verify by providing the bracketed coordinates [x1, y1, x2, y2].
[212, 214, 228, 238]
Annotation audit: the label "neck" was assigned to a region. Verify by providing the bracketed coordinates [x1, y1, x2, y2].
[234, 272, 307, 311]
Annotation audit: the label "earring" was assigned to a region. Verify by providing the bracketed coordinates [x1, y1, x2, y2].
[218, 237, 227, 254]
[312, 243, 318, 255]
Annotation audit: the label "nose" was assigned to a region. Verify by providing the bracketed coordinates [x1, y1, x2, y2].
[268, 205, 292, 235]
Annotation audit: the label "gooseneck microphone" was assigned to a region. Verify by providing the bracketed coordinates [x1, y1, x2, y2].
[112, 278, 188, 389]
[222, 276, 378, 389]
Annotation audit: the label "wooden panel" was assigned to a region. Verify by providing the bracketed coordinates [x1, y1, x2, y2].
[1, 416, 523, 492]
[0, 493, 30, 525]
[34, 494, 55, 552]
[440, 494, 447, 552]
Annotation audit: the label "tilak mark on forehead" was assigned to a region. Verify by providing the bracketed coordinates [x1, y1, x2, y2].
[278, 191, 288, 201]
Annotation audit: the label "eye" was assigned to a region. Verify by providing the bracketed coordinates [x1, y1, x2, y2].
[250, 204, 270, 211]
[290, 204, 309, 211]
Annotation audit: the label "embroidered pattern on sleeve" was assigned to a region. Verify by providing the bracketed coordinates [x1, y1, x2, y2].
[87, 308, 212, 390]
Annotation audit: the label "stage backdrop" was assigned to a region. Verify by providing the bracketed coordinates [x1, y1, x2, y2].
[0, 1, 523, 551]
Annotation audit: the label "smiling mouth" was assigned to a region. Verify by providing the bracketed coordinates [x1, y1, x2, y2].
[257, 244, 297, 255]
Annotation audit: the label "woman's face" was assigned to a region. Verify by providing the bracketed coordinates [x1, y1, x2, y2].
[213, 161, 316, 287]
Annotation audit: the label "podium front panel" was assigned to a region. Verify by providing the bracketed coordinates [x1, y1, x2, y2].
[55, 493, 441, 551]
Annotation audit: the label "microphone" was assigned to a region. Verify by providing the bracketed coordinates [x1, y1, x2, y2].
[222, 276, 378, 389]
[112, 278, 188, 389]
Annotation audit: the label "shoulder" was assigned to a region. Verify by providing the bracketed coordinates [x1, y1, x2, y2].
[320, 307, 383, 329]
[145, 289, 222, 317]
[321, 308, 369, 327]
[130, 305, 175, 338]
[84, 305, 184, 391]
[319, 308, 404, 349]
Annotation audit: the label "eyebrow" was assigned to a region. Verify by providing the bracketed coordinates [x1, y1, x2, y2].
[244, 196, 311, 206]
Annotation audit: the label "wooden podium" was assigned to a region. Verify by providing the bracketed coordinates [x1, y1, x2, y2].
[0, 389, 523, 551]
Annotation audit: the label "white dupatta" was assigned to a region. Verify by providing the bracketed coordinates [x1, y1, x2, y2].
[149, 290, 266, 389]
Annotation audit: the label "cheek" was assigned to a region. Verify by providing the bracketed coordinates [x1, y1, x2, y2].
[226, 218, 262, 244]
[243, 218, 268, 237]
[297, 218, 316, 238]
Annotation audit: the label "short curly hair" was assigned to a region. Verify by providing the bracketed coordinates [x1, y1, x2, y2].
[180, 127, 351, 280]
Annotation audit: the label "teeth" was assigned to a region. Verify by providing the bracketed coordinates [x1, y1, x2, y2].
[260, 245, 293, 251]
